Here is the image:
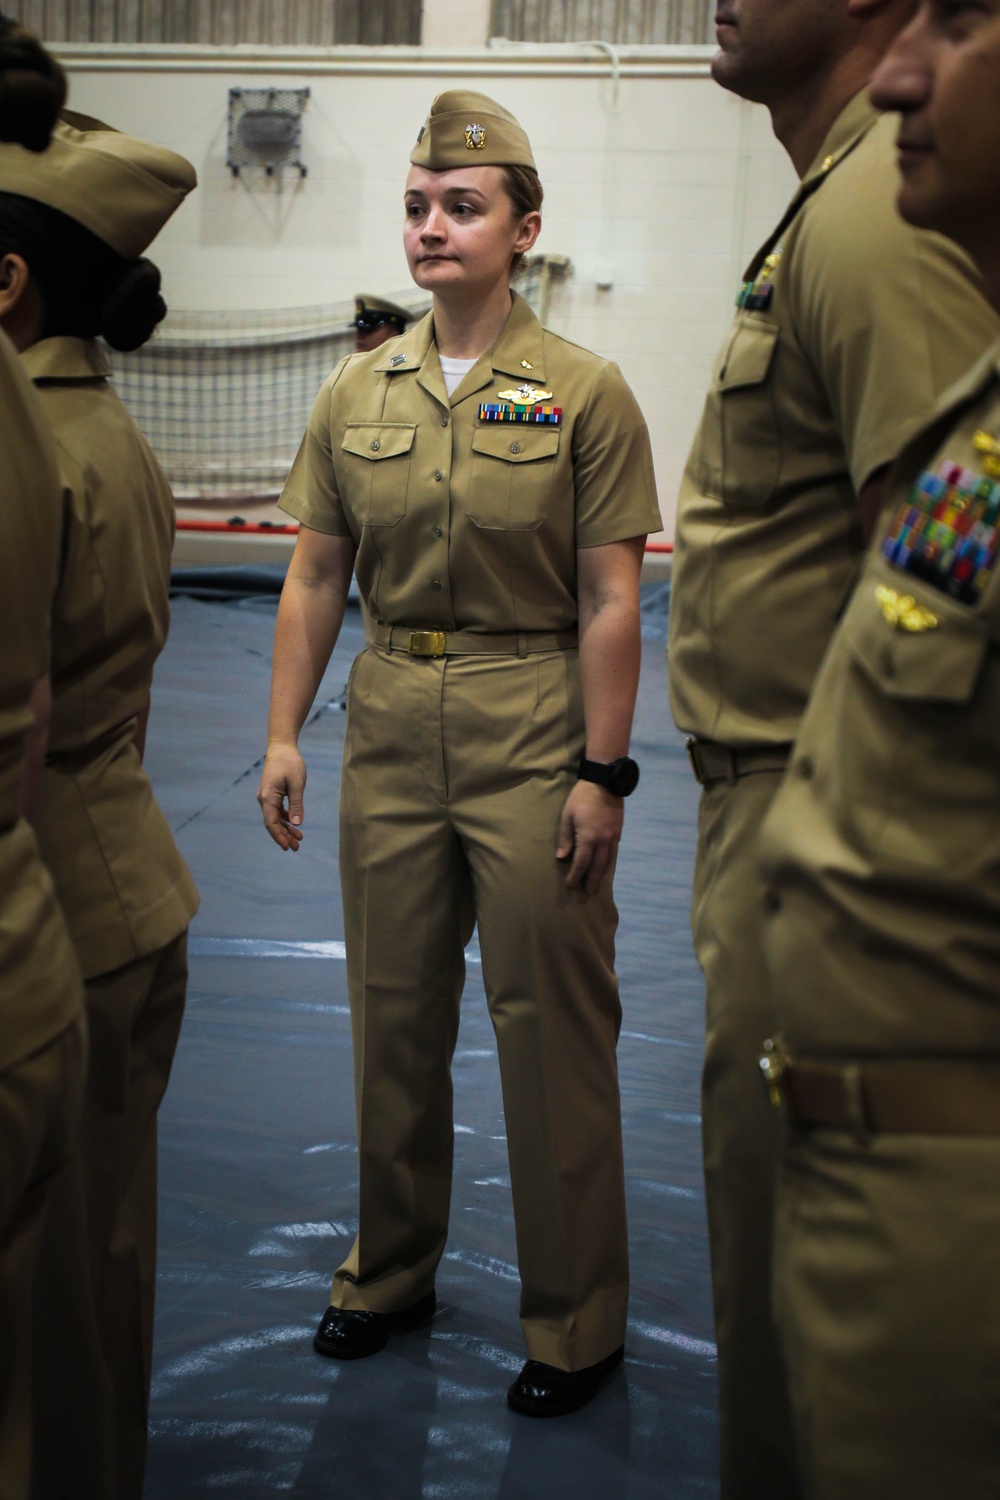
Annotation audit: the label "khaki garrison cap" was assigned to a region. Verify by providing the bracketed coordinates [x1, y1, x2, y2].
[0, 108, 196, 258]
[410, 90, 536, 172]
[353, 294, 410, 330]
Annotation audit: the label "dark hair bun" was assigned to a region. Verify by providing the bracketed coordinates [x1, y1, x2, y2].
[0, 21, 66, 153]
[101, 257, 166, 351]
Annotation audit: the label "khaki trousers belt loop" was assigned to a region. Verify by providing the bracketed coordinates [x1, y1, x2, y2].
[374, 622, 578, 657]
[686, 737, 794, 786]
[760, 1043, 1000, 1139]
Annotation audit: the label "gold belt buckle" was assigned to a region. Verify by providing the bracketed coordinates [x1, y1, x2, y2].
[759, 1037, 790, 1111]
[407, 630, 447, 658]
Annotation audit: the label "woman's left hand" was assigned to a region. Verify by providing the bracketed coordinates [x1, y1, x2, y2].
[556, 780, 624, 895]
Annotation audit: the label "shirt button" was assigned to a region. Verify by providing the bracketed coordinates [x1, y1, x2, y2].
[434, 470, 444, 481]
[433, 526, 443, 538]
[509, 441, 521, 454]
[441, 416, 449, 427]
[370, 438, 381, 452]
[431, 579, 442, 591]
[795, 755, 815, 780]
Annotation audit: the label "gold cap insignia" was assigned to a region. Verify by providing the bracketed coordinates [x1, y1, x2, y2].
[875, 585, 938, 633]
[465, 123, 486, 150]
[497, 384, 554, 405]
[521, 359, 534, 370]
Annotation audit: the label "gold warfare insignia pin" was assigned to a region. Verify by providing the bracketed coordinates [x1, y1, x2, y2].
[465, 123, 486, 150]
[874, 584, 938, 633]
[497, 383, 554, 406]
[973, 428, 1000, 479]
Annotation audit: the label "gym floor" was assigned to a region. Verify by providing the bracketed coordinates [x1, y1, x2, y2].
[142, 582, 718, 1498]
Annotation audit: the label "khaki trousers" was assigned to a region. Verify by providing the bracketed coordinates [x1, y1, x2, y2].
[332, 645, 629, 1372]
[0, 1017, 86, 1500]
[692, 770, 801, 1499]
[31, 933, 189, 1500]
[776, 1129, 1000, 1499]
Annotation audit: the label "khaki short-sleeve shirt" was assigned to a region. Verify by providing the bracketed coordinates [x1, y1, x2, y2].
[669, 93, 998, 748]
[0, 332, 82, 1073]
[280, 292, 661, 632]
[759, 344, 1000, 1056]
[23, 337, 199, 980]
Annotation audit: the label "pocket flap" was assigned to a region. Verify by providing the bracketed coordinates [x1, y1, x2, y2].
[472, 427, 560, 463]
[717, 321, 779, 391]
[341, 423, 416, 460]
[844, 565, 989, 702]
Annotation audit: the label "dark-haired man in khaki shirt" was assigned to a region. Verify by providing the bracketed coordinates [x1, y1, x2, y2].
[667, 0, 998, 1494]
[757, 1, 1000, 1491]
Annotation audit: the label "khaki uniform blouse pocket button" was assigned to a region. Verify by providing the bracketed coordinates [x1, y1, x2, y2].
[370, 439, 381, 452]
[510, 442, 521, 454]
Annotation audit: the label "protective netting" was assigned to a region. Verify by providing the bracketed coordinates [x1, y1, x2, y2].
[112, 258, 564, 501]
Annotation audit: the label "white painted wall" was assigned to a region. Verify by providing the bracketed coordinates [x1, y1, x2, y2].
[58, 46, 797, 539]
[423, 0, 493, 49]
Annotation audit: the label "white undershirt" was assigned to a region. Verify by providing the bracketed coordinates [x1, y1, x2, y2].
[439, 354, 478, 397]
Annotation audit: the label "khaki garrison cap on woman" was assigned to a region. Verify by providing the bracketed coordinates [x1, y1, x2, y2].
[0, 108, 196, 256]
[410, 90, 536, 171]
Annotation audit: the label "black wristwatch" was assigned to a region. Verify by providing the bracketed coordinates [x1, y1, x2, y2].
[577, 756, 640, 798]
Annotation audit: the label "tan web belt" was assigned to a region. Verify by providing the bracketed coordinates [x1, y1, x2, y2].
[760, 1039, 1000, 1139]
[685, 738, 793, 785]
[374, 623, 578, 658]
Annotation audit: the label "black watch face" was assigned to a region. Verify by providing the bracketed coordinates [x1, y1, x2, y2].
[609, 758, 640, 796]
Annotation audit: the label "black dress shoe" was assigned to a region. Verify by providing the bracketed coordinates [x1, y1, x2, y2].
[312, 1289, 436, 1360]
[506, 1345, 625, 1417]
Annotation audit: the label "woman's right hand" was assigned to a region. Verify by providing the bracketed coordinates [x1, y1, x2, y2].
[257, 742, 307, 851]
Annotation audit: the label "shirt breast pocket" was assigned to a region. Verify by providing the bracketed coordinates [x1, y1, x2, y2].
[468, 426, 560, 531]
[340, 423, 416, 526]
[836, 564, 998, 869]
[709, 320, 781, 511]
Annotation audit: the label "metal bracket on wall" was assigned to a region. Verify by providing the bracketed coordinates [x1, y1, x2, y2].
[227, 87, 310, 179]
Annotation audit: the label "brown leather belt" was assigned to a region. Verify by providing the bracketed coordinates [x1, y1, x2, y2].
[374, 623, 578, 658]
[685, 737, 793, 786]
[760, 1040, 1000, 1139]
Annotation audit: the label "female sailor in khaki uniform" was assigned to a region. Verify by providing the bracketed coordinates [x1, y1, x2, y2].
[0, 114, 198, 1500]
[0, 324, 85, 1500]
[0, 27, 84, 1499]
[758, 5, 1000, 1493]
[259, 91, 660, 1416]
